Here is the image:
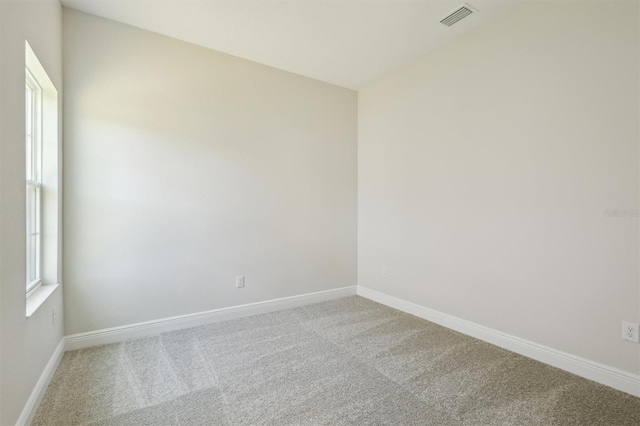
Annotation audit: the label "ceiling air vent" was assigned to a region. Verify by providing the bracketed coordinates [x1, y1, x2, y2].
[440, 4, 476, 27]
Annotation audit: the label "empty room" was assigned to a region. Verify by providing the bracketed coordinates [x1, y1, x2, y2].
[1, 0, 640, 424]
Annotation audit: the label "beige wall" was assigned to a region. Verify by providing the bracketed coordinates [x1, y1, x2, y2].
[62, 9, 358, 335]
[0, 0, 64, 424]
[358, 0, 640, 374]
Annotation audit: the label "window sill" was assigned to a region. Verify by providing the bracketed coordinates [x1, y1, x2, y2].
[26, 283, 60, 318]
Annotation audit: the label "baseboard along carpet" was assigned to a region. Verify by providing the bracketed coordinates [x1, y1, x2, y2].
[33, 296, 640, 425]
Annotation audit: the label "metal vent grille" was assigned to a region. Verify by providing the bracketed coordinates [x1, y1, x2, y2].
[440, 4, 474, 27]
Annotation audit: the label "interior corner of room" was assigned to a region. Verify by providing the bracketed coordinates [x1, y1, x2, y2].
[1, 0, 639, 425]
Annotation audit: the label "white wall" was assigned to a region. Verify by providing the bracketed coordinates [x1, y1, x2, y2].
[63, 9, 358, 335]
[0, 0, 64, 424]
[358, 0, 639, 374]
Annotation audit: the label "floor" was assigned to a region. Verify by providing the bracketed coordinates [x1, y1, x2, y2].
[33, 296, 640, 425]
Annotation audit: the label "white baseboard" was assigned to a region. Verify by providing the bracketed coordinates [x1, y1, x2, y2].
[357, 285, 640, 398]
[65, 286, 357, 351]
[17, 338, 65, 426]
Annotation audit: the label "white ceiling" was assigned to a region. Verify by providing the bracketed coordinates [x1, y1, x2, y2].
[61, 0, 520, 89]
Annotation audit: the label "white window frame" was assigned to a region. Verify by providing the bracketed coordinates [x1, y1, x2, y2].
[26, 67, 43, 297]
[24, 41, 60, 317]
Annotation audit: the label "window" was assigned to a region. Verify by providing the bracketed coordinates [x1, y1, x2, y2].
[26, 68, 43, 296]
[24, 41, 60, 317]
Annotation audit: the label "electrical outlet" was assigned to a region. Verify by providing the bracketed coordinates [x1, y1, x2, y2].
[52, 307, 57, 326]
[236, 275, 245, 288]
[622, 321, 639, 343]
[381, 267, 387, 278]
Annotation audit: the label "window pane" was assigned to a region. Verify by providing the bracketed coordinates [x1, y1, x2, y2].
[26, 185, 40, 287]
[26, 185, 35, 284]
[35, 186, 40, 274]
[25, 85, 33, 181]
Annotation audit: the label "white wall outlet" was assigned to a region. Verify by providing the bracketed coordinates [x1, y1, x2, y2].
[381, 267, 387, 278]
[52, 307, 57, 326]
[622, 321, 639, 343]
[236, 275, 245, 288]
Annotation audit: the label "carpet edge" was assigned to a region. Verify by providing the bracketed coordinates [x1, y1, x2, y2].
[65, 286, 357, 351]
[357, 285, 640, 398]
[17, 338, 66, 426]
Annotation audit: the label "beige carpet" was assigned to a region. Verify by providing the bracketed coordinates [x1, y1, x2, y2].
[33, 296, 640, 425]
